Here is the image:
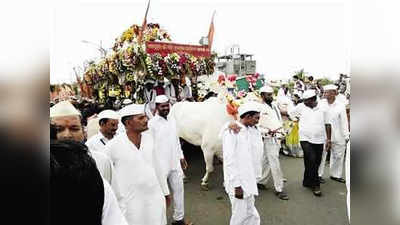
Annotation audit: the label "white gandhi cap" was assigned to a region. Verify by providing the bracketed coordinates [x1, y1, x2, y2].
[259, 86, 274, 93]
[121, 98, 133, 105]
[302, 89, 316, 100]
[238, 102, 261, 117]
[119, 104, 145, 118]
[155, 95, 169, 104]
[323, 84, 337, 91]
[144, 79, 155, 85]
[98, 110, 120, 120]
[50, 101, 81, 118]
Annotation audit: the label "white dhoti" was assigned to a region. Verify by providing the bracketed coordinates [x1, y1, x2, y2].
[229, 194, 260, 225]
[167, 168, 185, 221]
[319, 143, 346, 178]
[257, 137, 284, 192]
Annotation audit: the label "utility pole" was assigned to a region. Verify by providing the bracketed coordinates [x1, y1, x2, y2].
[81, 40, 107, 57]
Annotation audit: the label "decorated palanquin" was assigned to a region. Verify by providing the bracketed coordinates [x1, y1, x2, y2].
[80, 23, 216, 103]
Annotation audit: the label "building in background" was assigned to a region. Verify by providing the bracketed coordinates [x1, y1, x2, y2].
[216, 44, 256, 77]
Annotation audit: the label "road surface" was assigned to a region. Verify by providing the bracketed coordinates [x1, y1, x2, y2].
[167, 142, 349, 225]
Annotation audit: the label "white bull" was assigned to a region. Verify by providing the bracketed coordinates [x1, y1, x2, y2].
[169, 97, 234, 189]
[169, 97, 235, 190]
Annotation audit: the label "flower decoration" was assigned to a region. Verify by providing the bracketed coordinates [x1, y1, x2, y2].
[237, 90, 246, 98]
[218, 74, 226, 84]
[227, 74, 237, 82]
[81, 22, 217, 98]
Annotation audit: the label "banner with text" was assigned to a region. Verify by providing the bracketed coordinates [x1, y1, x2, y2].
[146, 41, 211, 57]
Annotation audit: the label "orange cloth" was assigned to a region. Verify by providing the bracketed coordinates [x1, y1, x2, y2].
[226, 102, 238, 120]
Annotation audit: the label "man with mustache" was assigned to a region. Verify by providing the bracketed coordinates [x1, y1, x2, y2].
[105, 104, 170, 225]
[257, 86, 289, 200]
[288, 90, 332, 196]
[86, 109, 120, 152]
[148, 95, 191, 225]
[50, 101, 127, 225]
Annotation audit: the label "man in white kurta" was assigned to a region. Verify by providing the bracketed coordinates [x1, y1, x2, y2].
[50, 101, 127, 225]
[50, 101, 116, 184]
[105, 104, 169, 225]
[318, 85, 350, 183]
[86, 110, 120, 153]
[148, 95, 190, 225]
[221, 102, 263, 225]
[85, 109, 124, 207]
[257, 86, 289, 200]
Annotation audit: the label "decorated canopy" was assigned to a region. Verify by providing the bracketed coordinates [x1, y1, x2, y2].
[81, 23, 216, 101]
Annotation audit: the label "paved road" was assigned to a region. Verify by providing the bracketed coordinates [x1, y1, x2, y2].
[167, 142, 349, 225]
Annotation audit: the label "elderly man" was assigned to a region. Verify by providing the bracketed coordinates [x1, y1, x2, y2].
[221, 102, 263, 225]
[148, 95, 191, 225]
[318, 84, 350, 183]
[257, 86, 289, 200]
[86, 110, 120, 152]
[50, 101, 126, 225]
[105, 104, 169, 225]
[289, 90, 332, 196]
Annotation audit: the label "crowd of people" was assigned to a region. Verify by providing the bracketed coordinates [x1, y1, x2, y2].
[50, 74, 350, 225]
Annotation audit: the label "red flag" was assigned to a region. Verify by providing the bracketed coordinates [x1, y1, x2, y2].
[207, 11, 216, 50]
[138, 0, 151, 44]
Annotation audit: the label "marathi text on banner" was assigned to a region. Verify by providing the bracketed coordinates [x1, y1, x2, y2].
[146, 41, 211, 57]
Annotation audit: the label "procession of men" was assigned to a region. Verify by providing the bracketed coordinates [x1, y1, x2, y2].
[50, 75, 350, 225]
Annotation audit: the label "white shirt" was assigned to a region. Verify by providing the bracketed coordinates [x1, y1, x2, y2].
[148, 114, 183, 177]
[88, 139, 125, 212]
[221, 122, 263, 197]
[102, 179, 128, 225]
[165, 84, 192, 105]
[86, 117, 100, 139]
[90, 151, 114, 185]
[144, 89, 157, 114]
[258, 101, 283, 137]
[336, 93, 349, 106]
[320, 99, 350, 144]
[105, 131, 168, 225]
[288, 102, 329, 144]
[86, 131, 110, 152]
[277, 88, 290, 99]
[277, 95, 294, 115]
[144, 89, 157, 103]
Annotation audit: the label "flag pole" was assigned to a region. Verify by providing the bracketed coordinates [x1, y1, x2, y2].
[138, 0, 151, 45]
[207, 10, 216, 50]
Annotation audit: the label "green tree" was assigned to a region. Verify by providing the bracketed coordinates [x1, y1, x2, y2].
[294, 68, 307, 80]
[317, 78, 333, 86]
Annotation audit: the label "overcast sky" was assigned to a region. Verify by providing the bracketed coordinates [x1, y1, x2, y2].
[50, 0, 349, 84]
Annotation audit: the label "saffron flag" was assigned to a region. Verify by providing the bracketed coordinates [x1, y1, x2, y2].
[138, 0, 151, 44]
[207, 11, 216, 50]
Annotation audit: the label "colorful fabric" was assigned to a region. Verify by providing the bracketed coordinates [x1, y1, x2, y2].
[284, 121, 303, 157]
